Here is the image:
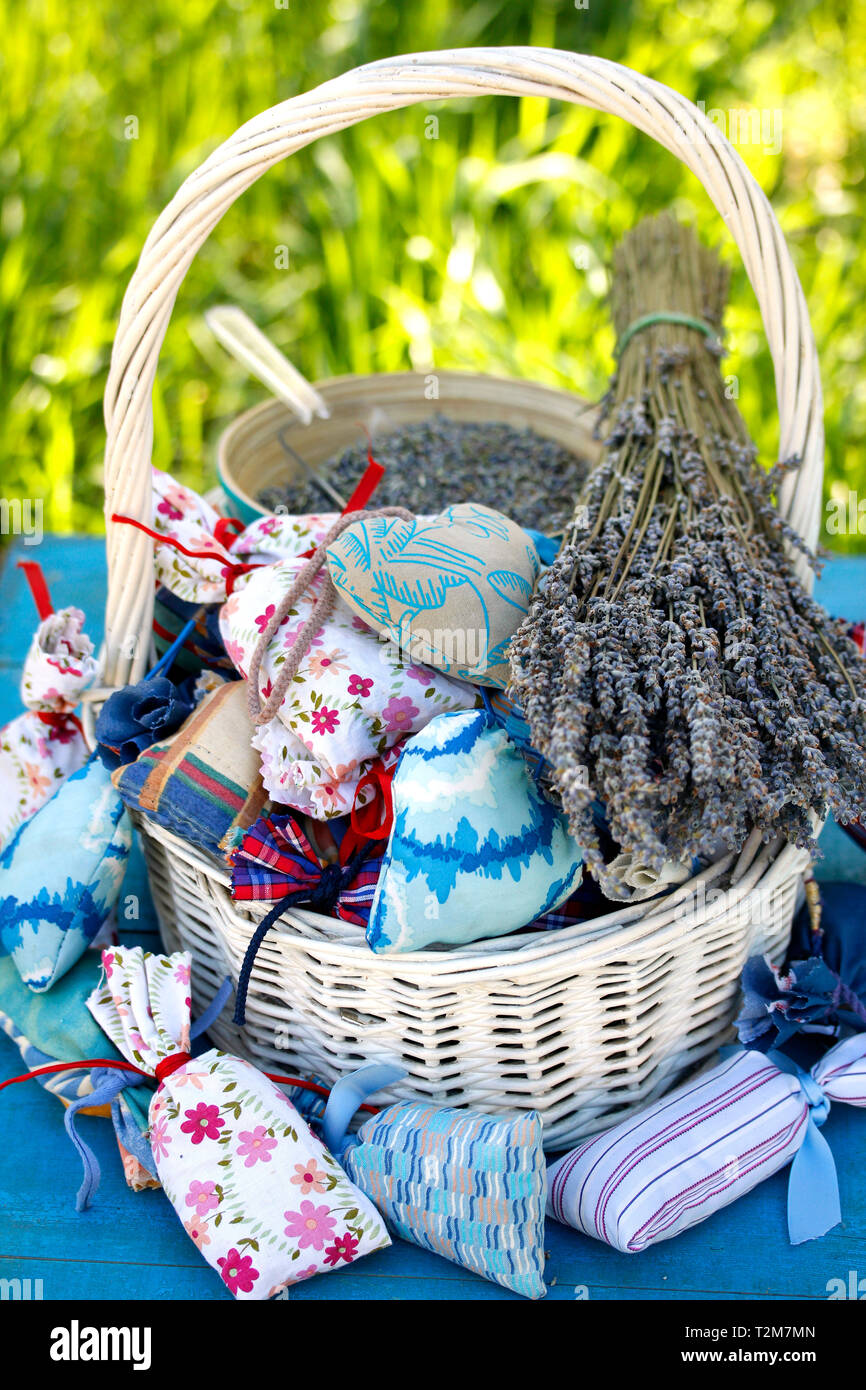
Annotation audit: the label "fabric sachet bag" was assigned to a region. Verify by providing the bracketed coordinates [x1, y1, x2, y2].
[147, 466, 343, 607]
[225, 750, 400, 1028]
[365, 708, 583, 953]
[326, 504, 541, 688]
[0, 757, 131, 992]
[547, 1036, 866, 1252]
[112, 679, 270, 860]
[146, 476, 348, 674]
[322, 1074, 548, 1300]
[220, 556, 477, 819]
[87, 946, 390, 1299]
[0, 605, 99, 851]
[232, 511, 343, 566]
[150, 468, 240, 605]
[0, 948, 157, 1191]
[231, 811, 384, 928]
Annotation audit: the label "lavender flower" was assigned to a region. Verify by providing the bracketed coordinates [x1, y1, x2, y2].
[508, 215, 866, 895]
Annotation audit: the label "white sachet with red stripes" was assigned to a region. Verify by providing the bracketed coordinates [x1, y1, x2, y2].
[547, 1036, 866, 1252]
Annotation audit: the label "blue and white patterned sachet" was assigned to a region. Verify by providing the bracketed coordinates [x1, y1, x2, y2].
[365, 708, 583, 953]
[341, 1099, 548, 1300]
[0, 758, 132, 992]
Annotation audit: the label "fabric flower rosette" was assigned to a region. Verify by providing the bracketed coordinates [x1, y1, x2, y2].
[86, 946, 390, 1298]
[95, 673, 198, 772]
[0, 604, 99, 851]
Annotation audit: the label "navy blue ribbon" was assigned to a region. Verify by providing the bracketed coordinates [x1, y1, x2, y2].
[232, 849, 370, 1028]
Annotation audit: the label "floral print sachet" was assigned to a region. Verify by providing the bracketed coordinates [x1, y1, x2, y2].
[86, 947, 390, 1299]
[150, 466, 343, 606]
[0, 607, 99, 851]
[151, 469, 237, 605]
[231, 511, 342, 567]
[219, 557, 478, 819]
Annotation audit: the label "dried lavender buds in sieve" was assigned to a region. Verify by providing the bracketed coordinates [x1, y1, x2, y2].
[258, 415, 592, 534]
[508, 214, 866, 898]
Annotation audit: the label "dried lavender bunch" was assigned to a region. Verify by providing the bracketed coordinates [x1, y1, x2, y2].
[509, 214, 866, 897]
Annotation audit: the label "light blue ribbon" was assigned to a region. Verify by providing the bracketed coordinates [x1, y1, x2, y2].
[64, 1065, 146, 1212]
[189, 976, 233, 1041]
[766, 1049, 841, 1245]
[67, 975, 233, 1211]
[146, 616, 199, 679]
[322, 1062, 406, 1159]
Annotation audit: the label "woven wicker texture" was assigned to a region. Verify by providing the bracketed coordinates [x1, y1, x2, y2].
[101, 49, 821, 1147]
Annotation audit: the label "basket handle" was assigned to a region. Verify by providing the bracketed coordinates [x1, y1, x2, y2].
[102, 47, 823, 686]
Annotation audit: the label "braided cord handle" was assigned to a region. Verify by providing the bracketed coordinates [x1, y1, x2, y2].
[103, 47, 823, 686]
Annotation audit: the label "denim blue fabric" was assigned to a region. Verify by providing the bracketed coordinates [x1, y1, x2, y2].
[95, 675, 196, 771]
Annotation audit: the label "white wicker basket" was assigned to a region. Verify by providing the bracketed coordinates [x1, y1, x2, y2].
[97, 49, 822, 1151]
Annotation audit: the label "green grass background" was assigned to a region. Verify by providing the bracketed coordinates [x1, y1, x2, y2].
[1, 0, 864, 545]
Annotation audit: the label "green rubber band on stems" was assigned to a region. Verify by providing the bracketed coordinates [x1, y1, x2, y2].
[615, 311, 720, 358]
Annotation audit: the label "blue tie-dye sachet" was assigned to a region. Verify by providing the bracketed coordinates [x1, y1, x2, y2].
[366, 708, 583, 953]
[0, 758, 131, 992]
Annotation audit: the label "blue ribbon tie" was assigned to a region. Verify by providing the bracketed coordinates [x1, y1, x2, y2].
[64, 1066, 147, 1213]
[768, 1049, 841, 1245]
[322, 1062, 406, 1158]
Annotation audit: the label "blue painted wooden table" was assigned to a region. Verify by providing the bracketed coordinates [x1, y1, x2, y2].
[1, 537, 865, 1301]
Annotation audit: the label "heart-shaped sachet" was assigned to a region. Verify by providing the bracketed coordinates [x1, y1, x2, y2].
[326, 504, 541, 688]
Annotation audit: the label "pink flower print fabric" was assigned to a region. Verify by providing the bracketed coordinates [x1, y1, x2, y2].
[151, 469, 236, 605]
[87, 947, 389, 1299]
[230, 512, 342, 567]
[0, 607, 99, 850]
[219, 556, 478, 819]
[150, 466, 345, 605]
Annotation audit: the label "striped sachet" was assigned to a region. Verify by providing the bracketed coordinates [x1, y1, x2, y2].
[343, 1100, 548, 1299]
[153, 586, 236, 677]
[547, 1037, 866, 1253]
[112, 679, 269, 861]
